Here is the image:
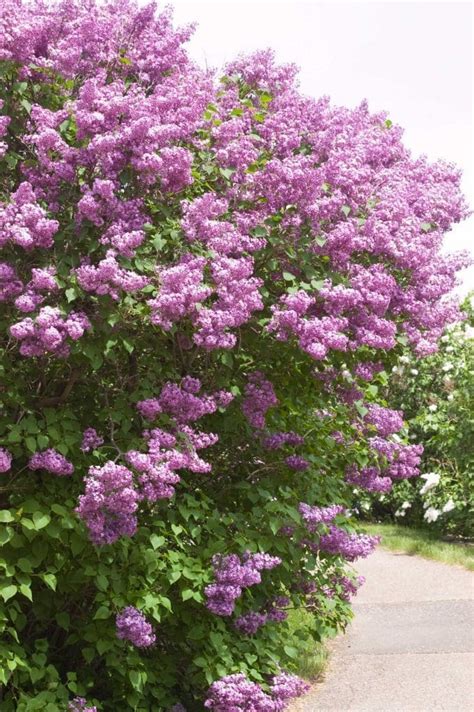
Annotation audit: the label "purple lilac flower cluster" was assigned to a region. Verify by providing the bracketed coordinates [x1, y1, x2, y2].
[354, 362, 383, 382]
[369, 437, 424, 479]
[267, 290, 349, 361]
[148, 256, 212, 330]
[285, 455, 309, 471]
[334, 575, 366, 601]
[68, 698, 97, 712]
[242, 372, 278, 429]
[234, 611, 268, 636]
[75, 462, 138, 545]
[0, 181, 59, 250]
[204, 672, 308, 711]
[80, 428, 104, 453]
[0, 262, 23, 303]
[345, 465, 393, 493]
[0, 98, 9, 158]
[115, 606, 156, 648]
[234, 597, 289, 635]
[0, 447, 12, 473]
[128, 379, 232, 502]
[10, 306, 91, 357]
[149, 253, 264, 352]
[263, 431, 305, 450]
[319, 526, 380, 562]
[76, 251, 149, 300]
[137, 377, 233, 425]
[205, 552, 281, 616]
[298, 503, 346, 532]
[126, 424, 217, 502]
[77, 378, 232, 545]
[364, 404, 404, 437]
[330, 430, 346, 445]
[29, 449, 74, 476]
[13, 266, 58, 314]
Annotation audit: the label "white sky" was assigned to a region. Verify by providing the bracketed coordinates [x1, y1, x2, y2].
[168, 0, 473, 294]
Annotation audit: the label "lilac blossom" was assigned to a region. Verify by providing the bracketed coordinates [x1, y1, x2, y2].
[80, 428, 104, 453]
[204, 671, 308, 711]
[68, 698, 97, 712]
[242, 372, 278, 429]
[345, 465, 393, 493]
[0, 448, 12, 473]
[205, 552, 281, 616]
[319, 526, 380, 561]
[116, 606, 156, 648]
[75, 462, 138, 545]
[285, 455, 309, 471]
[263, 431, 305, 450]
[298, 503, 346, 531]
[29, 449, 74, 476]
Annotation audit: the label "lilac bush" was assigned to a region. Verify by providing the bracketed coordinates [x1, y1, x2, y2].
[0, 1, 469, 709]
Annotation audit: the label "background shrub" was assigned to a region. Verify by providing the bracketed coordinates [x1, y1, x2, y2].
[359, 295, 473, 537]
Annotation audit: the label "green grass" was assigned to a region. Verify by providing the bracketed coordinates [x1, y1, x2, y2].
[360, 522, 474, 571]
[286, 608, 328, 680]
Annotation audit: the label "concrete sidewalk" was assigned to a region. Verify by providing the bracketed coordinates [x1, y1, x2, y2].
[293, 549, 474, 712]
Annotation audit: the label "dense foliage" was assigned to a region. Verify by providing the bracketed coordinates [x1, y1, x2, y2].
[0, 1, 469, 710]
[360, 295, 473, 537]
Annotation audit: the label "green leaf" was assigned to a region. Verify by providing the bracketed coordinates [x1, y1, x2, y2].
[65, 287, 79, 303]
[25, 436, 37, 453]
[21, 518, 35, 531]
[129, 670, 141, 690]
[7, 428, 22, 443]
[0, 511, 14, 523]
[33, 512, 51, 530]
[220, 352, 233, 368]
[82, 647, 95, 663]
[42, 573, 57, 591]
[1, 584, 17, 602]
[96, 639, 113, 655]
[37, 435, 49, 449]
[95, 574, 108, 591]
[283, 645, 298, 658]
[150, 534, 165, 550]
[93, 606, 110, 620]
[341, 205, 351, 217]
[220, 167, 234, 181]
[181, 589, 194, 601]
[0, 527, 13, 546]
[21, 98, 32, 114]
[355, 401, 369, 418]
[56, 612, 70, 630]
[17, 558, 32, 572]
[19, 584, 32, 601]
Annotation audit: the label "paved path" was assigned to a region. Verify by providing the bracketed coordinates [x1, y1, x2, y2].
[293, 549, 474, 712]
